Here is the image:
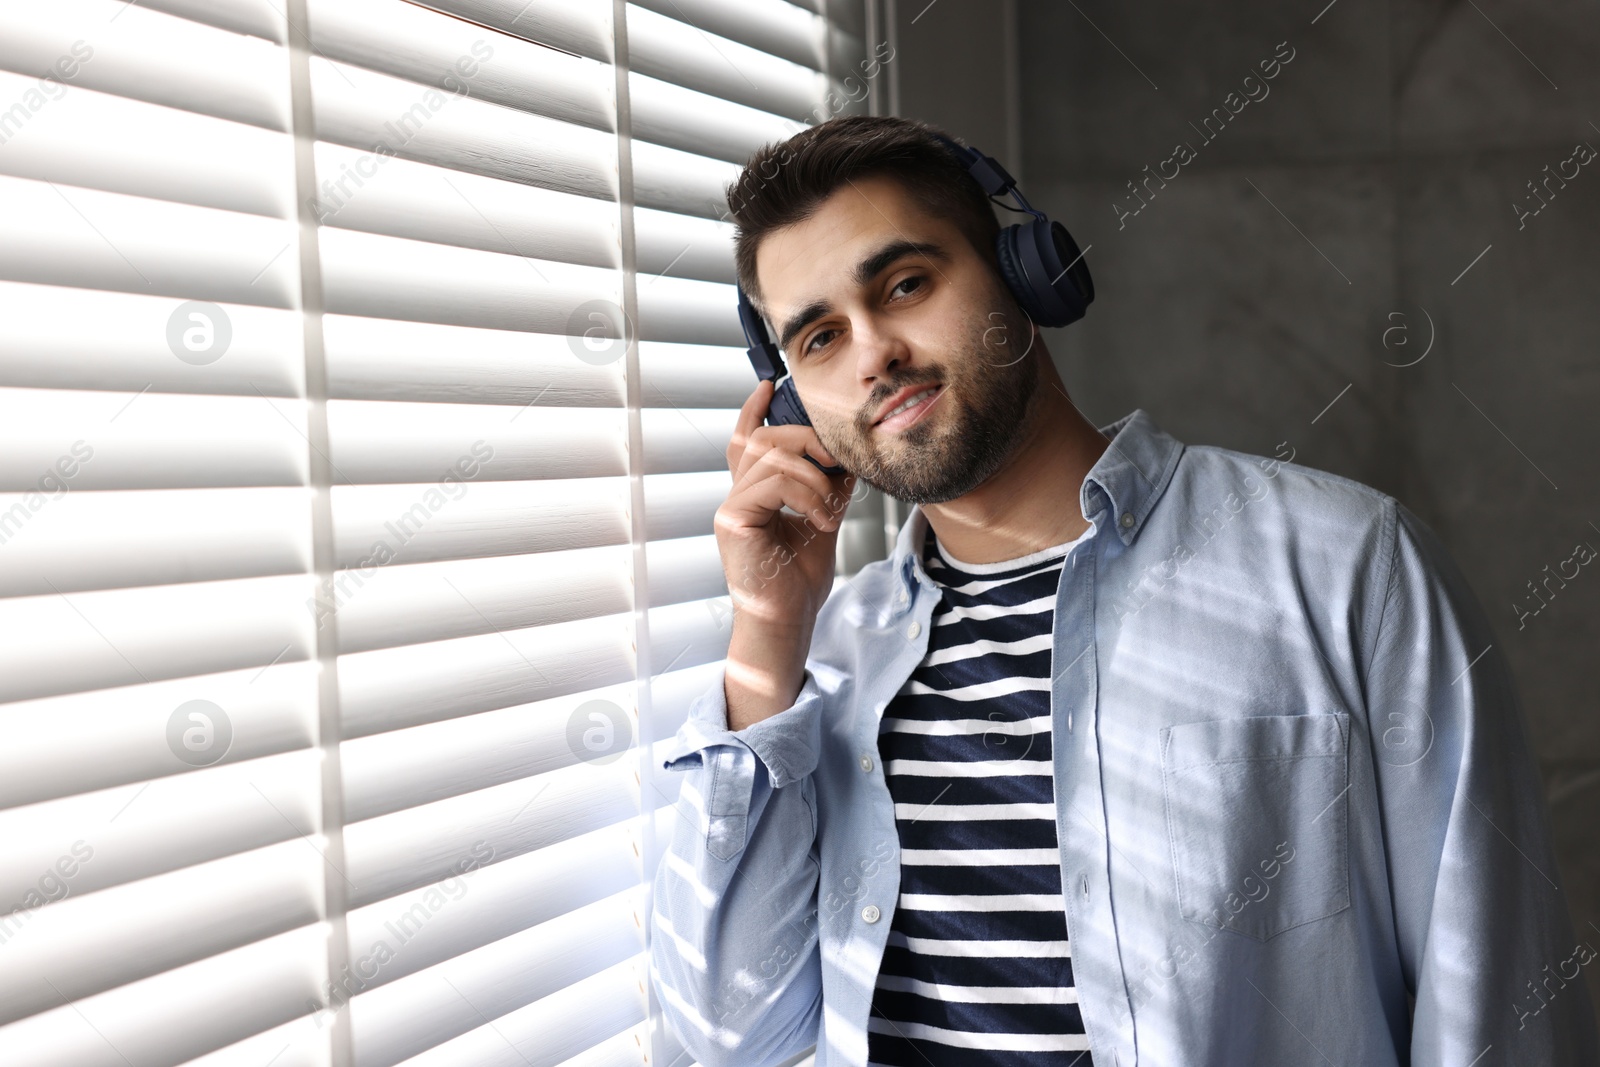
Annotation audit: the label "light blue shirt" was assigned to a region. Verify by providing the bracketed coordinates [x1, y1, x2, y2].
[650, 408, 1599, 1067]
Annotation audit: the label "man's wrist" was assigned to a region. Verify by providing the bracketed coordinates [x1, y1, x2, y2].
[724, 615, 813, 731]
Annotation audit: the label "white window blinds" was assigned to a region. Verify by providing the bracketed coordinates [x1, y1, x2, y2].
[0, 1, 884, 1066]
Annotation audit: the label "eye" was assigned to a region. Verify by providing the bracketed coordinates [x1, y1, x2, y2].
[803, 328, 838, 355]
[891, 274, 925, 298]
[800, 274, 927, 356]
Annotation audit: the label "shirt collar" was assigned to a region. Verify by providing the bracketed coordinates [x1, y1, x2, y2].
[889, 408, 1185, 599]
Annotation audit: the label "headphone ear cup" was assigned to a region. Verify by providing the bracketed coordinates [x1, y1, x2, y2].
[994, 226, 1038, 323]
[767, 377, 813, 427]
[767, 378, 846, 474]
[1046, 219, 1094, 311]
[1019, 219, 1091, 328]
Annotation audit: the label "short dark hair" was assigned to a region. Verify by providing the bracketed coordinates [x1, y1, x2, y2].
[725, 115, 1001, 321]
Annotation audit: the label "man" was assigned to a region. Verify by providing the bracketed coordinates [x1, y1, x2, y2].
[648, 115, 1599, 1066]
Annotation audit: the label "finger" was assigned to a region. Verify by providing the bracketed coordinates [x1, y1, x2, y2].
[802, 426, 839, 469]
[717, 471, 838, 534]
[727, 379, 776, 474]
[729, 428, 812, 489]
[732, 423, 832, 488]
[737, 443, 840, 516]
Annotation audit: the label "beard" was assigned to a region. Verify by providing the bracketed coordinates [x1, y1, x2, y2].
[808, 309, 1040, 505]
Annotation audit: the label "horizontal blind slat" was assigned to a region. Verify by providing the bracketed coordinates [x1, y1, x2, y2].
[640, 407, 737, 474]
[173, 1017, 327, 1067]
[0, 750, 318, 906]
[326, 400, 627, 483]
[0, 283, 303, 397]
[0, 0, 290, 131]
[308, 59, 615, 201]
[342, 821, 638, 993]
[635, 275, 744, 346]
[644, 534, 725, 607]
[628, 0, 825, 72]
[0, 840, 323, 1026]
[648, 598, 733, 681]
[334, 473, 729, 566]
[638, 340, 756, 408]
[322, 232, 740, 341]
[342, 754, 639, 907]
[310, 143, 618, 270]
[307, 0, 612, 133]
[644, 471, 728, 542]
[349, 890, 642, 1067]
[630, 135, 741, 219]
[0, 574, 313, 705]
[0, 176, 299, 306]
[332, 546, 632, 658]
[324, 314, 624, 407]
[390, 955, 645, 1067]
[796, 0, 866, 37]
[135, 0, 288, 44]
[337, 612, 632, 737]
[625, 4, 819, 121]
[410, 0, 613, 64]
[549, 1027, 653, 1067]
[0, 662, 317, 810]
[318, 227, 616, 333]
[0, 487, 311, 599]
[0, 923, 327, 1067]
[0, 387, 310, 492]
[0, 71, 292, 217]
[331, 478, 630, 566]
[634, 204, 735, 285]
[628, 71, 804, 165]
[342, 675, 633, 821]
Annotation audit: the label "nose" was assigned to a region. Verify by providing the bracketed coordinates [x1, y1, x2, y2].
[854, 316, 909, 384]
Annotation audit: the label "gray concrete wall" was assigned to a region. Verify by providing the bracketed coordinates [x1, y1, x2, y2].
[892, 0, 1600, 1024]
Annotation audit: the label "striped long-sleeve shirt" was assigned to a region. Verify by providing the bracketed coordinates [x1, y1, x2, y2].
[867, 522, 1097, 1067]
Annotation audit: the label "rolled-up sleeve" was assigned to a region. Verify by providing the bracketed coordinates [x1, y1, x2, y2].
[648, 667, 829, 1067]
[1367, 501, 1600, 1064]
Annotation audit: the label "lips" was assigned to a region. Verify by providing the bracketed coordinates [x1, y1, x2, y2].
[873, 384, 943, 433]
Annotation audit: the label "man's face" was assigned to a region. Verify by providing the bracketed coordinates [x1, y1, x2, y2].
[754, 173, 1040, 505]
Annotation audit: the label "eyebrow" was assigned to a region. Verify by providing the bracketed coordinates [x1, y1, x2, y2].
[775, 238, 949, 353]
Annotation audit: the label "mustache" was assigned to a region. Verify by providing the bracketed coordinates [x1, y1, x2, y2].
[857, 367, 946, 429]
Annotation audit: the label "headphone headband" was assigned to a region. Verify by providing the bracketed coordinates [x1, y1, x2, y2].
[737, 282, 784, 382]
[926, 130, 1093, 329]
[928, 132, 1044, 223]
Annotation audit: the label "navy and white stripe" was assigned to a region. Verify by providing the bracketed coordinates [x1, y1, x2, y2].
[868, 525, 1096, 1067]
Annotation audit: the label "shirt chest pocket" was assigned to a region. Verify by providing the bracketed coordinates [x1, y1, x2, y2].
[1160, 712, 1351, 941]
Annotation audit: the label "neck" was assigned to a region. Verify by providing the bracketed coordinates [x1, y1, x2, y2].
[920, 361, 1111, 565]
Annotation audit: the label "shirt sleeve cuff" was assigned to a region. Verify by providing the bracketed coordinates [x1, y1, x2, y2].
[659, 667, 826, 788]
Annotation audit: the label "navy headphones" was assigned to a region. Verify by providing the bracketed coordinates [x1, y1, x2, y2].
[736, 131, 1093, 475]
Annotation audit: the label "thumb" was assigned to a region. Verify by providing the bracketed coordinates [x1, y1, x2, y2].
[806, 429, 839, 468]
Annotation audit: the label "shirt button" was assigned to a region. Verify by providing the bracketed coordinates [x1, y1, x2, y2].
[898, 588, 909, 604]
[861, 905, 881, 923]
[1119, 511, 1134, 529]
[859, 754, 874, 773]
[907, 621, 921, 639]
